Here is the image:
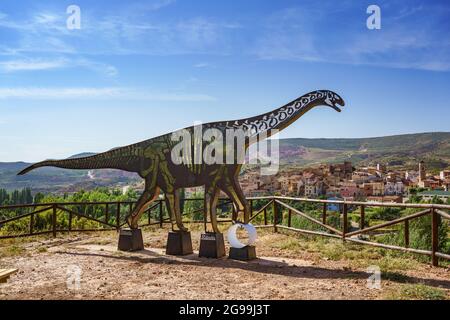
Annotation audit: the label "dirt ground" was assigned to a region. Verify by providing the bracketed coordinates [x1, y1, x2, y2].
[0, 226, 449, 300]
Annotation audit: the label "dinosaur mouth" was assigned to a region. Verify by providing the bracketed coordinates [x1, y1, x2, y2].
[331, 100, 345, 112]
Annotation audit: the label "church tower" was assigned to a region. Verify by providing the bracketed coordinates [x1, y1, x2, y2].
[419, 161, 426, 182]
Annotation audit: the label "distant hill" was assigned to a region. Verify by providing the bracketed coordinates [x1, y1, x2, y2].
[0, 159, 139, 194]
[278, 132, 450, 171]
[68, 152, 97, 159]
[1, 132, 449, 193]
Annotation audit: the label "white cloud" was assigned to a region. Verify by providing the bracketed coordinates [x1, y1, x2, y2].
[0, 57, 118, 76]
[0, 7, 240, 57]
[250, 4, 450, 72]
[194, 62, 212, 68]
[73, 59, 119, 77]
[0, 87, 216, 102]
[0, 59, 67, 72]
[135, 0, 176, 11]
[0, 87, 122, 99]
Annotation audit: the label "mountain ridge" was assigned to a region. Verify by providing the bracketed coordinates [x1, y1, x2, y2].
[1, 132, 449, 192]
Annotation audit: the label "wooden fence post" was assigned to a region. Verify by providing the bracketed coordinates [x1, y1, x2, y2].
[273, 200, 279, 233]
[264, 207, 267, 225]
[29, 213, 34, 235]
[288, 209, 292, 227]
[129, 202, 133, 228]
[52, 204, 57, 238]
[147, 207, 151, 225]
[159, 200, 163, 228]
[322, 203, 327, 224]
[360, 205, 365, 230]
[68, 210, 72, 232]
[105, 203, 109, 225]
[431, 208, 439, 267]
[116, 202, 121, 231]
[342, 203, 348, 242]
[404, 219, 409, 248]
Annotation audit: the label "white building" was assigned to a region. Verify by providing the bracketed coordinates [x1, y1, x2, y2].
[385, 181, 404, 195]
[405, 171, 419, 183]
[440, 170, 450, 180]
[304, 180, 323, 198]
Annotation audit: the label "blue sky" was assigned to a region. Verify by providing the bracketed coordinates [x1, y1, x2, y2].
[0, 0, 449, 162]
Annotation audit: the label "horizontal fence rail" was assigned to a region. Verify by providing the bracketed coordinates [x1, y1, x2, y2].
[0, 195, 449, 266]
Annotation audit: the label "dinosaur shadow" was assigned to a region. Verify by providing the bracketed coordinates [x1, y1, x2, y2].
[55, 248, 450, 289]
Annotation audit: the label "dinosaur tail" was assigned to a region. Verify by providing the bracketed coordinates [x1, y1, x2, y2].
[17, 147, 140, 175]
[17, 158, 92, 175]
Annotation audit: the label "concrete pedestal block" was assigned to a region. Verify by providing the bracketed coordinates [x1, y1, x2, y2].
[166, 231, 193, 255]
[118, 229, 144, 252]
[228, 246, 257, 261]
[199, 232, 225, 258]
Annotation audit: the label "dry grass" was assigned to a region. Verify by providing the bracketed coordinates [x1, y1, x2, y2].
[385, 283, 447, 300]
[0, 227, 448, 300]
[267, 229, 419, 273]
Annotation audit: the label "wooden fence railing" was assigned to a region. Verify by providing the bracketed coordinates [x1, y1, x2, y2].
[0, 198, 235, 239]
[0, 195, 449, 266]
[249, 196, 450, 267]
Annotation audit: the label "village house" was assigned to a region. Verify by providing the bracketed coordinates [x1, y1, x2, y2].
[288, 174, 303, 194]
[385, 181, 404, 195]
[240, 159, 447, 203]
[405, 170, 419, 183]
[351, 171, 371, 184]
[363, 182, 385, 196]
[440, 170, 450, 181]
[329, 161, 353, 180]
[442, 180, 450, 192]
[304, 179, 323, 198]
[339, 181, 362, 198]
[418, 178, 441, 190]
[376, 163, 387, 175]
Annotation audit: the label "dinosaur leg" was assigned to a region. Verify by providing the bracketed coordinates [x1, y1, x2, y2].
[165, 191, 188, 232]
[205, 186, 220, 233]
[127, 185, 160, 229]
[219, 177, 250, 224]
[164, 195, 177, 231]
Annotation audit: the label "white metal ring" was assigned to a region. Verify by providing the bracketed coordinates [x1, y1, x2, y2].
[227, 223, 257, 248]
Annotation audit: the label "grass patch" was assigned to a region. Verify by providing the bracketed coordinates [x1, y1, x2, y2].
[83, 238, 113, 245]
[37, 246, 48, 253]
[269, 230, 421, 272]
[0, 244, 26, 258]
[385, 284, 448, 300]
[273, 237, 308, 251]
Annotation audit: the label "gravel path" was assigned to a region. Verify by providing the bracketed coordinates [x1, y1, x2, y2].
[0, 229, 448, 300]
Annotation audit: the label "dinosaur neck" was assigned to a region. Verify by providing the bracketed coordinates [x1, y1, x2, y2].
[233, 90, 327, 137]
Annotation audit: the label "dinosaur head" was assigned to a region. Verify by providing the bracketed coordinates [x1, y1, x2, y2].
[322, 90, 345, 112]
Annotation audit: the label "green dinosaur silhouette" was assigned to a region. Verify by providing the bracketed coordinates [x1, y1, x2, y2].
[18, 90, 345, 233]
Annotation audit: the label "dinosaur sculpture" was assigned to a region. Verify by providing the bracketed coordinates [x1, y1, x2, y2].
[18, 90, 345, 233]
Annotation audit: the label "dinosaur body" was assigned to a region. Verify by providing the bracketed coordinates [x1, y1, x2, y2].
[18, 90, 345, 232]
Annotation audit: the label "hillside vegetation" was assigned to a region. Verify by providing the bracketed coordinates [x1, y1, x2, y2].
[1, 132, 449, 192]
[279, 132, 450, 171]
